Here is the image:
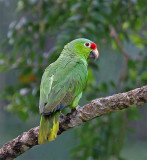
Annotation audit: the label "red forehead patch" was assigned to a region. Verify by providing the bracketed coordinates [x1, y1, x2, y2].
[90, 43, 97, 50]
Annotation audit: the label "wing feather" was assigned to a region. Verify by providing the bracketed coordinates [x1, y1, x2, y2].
[39, 59, 87, 114]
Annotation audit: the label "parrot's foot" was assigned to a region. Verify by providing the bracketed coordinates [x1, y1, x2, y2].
[71, 108, 76, 112]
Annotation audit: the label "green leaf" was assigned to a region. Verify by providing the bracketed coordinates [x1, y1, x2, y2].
[109, 80, 116, 89]
[85, 22, 96, 32]
[68, 14, 82, 21]
[98, 82, 108, 93]
[0, 66, 7, 72]
[141, 72, 147, 83]
[18, 111, 29, 121]
[71, 2, 81, 12]
[127, 107, 140, 121]
[130, 34, 147, 49]
[91, 12, 105, 23]
[129, 69, 137, 83]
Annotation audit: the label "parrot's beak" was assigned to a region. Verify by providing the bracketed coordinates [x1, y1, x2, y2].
[89, 48, 99, 60]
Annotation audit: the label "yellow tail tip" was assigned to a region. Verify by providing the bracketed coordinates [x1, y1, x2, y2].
[47, 120, 59, 141]
[38, 114, 59, 144]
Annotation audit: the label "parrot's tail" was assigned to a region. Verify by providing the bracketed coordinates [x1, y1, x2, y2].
[38, 111, 59, 144]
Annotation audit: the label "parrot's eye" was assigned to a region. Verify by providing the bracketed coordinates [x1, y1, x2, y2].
[84, 42, 90, 48]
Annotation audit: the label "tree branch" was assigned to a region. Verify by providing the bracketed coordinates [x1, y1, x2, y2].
[0, 86, 147, 160]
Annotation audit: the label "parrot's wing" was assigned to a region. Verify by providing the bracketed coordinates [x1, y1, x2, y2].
[39, 70, 54, 113]
[39, 60, 87, 114]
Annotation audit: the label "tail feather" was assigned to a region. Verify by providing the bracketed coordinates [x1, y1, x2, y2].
[38, 112, 59, 144]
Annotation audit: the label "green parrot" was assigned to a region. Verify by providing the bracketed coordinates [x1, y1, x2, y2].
[38, 38, 99, 144]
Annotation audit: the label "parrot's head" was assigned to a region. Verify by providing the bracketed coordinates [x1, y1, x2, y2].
[64, 38, 99, 61]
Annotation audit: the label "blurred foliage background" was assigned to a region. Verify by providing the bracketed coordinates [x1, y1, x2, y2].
[0, 0, 147, 160]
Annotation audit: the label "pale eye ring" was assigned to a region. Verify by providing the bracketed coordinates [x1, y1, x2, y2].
[84, 42, 90, 48]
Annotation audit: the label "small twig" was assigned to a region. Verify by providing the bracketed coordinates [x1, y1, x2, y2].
[109, 25, 141, 90]
[109, 25, 142, 61]
[109, 25, 129, 58]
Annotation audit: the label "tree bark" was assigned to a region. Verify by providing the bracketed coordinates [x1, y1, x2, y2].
[0, 85, 147, 160]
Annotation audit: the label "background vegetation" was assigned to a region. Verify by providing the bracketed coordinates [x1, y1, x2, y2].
[0, 0, 147, 159]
